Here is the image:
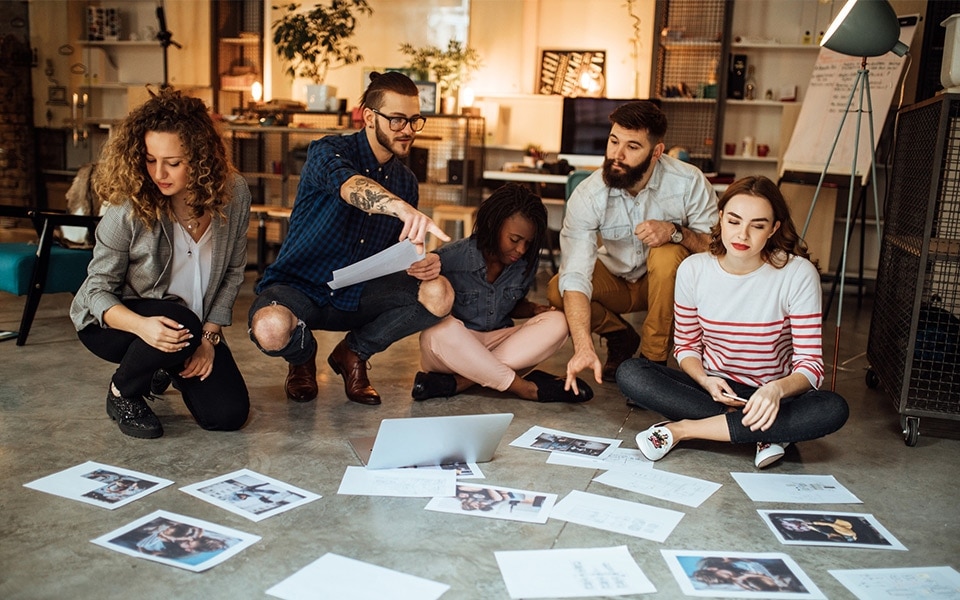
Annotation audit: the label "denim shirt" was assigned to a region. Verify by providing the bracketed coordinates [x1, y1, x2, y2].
[436, 237, 537, 332]
[256, 130, 419, 310]
[557, 154, 717, 299]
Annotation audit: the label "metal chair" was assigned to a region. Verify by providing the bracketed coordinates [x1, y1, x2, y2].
[0, 209, 100, 345]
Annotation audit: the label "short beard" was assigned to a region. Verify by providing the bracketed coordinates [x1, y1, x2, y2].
[602, 153, 652, 190]
[375, 119, 411, 159]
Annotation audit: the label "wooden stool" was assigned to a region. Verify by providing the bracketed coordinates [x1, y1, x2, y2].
[428, 204, 478, 252]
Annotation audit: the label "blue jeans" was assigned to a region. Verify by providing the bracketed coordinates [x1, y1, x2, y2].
[615, 357, 849, 444]
[249, 271, 441, 364]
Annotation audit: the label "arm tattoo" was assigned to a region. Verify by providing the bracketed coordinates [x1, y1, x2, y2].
[347, 178, 400, 217]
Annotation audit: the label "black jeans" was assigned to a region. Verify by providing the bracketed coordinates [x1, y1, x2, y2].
[616, 357, 849, 444]
[248, 271, 442, 365]
[78, 298, 249, 431]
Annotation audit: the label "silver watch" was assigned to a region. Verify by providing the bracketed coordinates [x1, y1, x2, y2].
[670, 223, 684, 244]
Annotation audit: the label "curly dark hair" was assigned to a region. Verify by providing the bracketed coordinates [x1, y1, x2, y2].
[359, 71, 419, 110]
[92, 87, 234, 227]
[473, 183, 547, 277]
[708, 175, 815, 269]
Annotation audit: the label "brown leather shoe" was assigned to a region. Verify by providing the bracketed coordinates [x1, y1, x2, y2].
[327, 338, 381, 405]
[285, 343, 318, 402]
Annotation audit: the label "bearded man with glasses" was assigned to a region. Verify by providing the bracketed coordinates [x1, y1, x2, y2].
[248, 71, 453, 406]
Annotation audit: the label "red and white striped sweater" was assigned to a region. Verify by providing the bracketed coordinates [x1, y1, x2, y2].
[673, 253, 824, 389]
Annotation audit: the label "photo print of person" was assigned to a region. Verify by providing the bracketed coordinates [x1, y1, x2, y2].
[758, 510, 907, 550]
[82, 469, 157, 504]
[180, 469, 320, 522]
[661, 550, 826, 599]
[92, 510, 259, 572]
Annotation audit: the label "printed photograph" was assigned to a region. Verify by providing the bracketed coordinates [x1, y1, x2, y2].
[23, 461, 171, 509]
[82, 468, 158, 504]
[92, 510, 259, 572]
[510, 425, 620, 459]
[180, 469, 320, 522]
[662, 550, 826, 599]
[425, 483, 557, 524]
[758, 510, 907, 550]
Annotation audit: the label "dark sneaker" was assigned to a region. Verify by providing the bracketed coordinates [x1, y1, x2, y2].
[601, 324, 640, 382]
[523, 370, 593, 403]
[411, 371, 458, 401]
[105, 386, 163, 439]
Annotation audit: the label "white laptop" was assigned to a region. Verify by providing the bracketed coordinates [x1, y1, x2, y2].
[351, 413, 514, 470]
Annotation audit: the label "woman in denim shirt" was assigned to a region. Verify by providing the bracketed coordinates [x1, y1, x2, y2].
[412, 184, 592, 403]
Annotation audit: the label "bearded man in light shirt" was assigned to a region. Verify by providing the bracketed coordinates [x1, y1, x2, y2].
[547, 100, 718, 390]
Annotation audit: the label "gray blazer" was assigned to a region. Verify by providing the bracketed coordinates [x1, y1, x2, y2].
[70, 173, 252, 331]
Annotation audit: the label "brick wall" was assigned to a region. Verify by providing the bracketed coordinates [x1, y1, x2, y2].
[0, 1, 35, 208]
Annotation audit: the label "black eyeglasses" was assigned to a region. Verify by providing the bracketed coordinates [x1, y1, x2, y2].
[369, 108, 427, 132]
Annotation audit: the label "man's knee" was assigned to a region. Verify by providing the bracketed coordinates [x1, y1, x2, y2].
[419, 276, 454, 317]
[647, 244, 689, 279]
[546, 274, 563, 309]
[249, 303, 298, 351]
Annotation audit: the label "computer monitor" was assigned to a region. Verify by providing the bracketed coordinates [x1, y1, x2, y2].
[558, 97, 661, 158]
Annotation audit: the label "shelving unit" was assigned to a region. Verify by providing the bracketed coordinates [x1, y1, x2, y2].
[650, 0, 730, 173]
[224, 114, 485, 210]
[720, 0, 838, 180]
[212, 0, 264, 116]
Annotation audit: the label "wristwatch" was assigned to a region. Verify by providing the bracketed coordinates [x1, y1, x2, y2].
[201, 330, 221, 346]
[670, 223, 684, 244]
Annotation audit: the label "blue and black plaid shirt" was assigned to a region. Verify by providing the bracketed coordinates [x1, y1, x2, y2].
[256, 130, 419, 311]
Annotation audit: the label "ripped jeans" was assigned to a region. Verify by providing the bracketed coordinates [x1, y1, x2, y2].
[248, 272, 441, 365]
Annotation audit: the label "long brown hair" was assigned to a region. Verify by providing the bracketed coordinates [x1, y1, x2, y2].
[708, 175, 815, 269]
[93, 87, 234, 227]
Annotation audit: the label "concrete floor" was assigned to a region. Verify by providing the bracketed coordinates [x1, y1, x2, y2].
[1, 269, 958, 599]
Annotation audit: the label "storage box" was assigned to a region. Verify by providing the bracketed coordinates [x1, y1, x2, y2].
[942, 14, 960, 92]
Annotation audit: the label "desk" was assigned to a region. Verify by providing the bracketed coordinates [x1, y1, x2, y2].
[482, 170, 570, 186]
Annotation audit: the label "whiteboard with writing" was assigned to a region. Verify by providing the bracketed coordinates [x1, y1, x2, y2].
[781, 16, 918, 182]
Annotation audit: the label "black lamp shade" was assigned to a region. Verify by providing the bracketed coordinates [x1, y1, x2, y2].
[821, 0, 908, 57]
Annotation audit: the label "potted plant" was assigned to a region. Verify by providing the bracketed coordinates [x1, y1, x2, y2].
[399, 40, 481, 113]
[271, 1, 373, 110]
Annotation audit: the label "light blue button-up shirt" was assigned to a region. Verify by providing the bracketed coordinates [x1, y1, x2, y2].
[557, 154, 718, 299]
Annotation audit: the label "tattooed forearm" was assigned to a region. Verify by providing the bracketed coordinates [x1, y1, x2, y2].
[347, 178, 400, 216]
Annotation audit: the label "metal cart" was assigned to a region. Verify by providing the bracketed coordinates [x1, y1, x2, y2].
[866, 94, 960, 446]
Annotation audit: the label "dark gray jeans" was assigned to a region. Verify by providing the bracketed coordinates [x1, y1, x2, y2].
[249, 271, 441, 365]
[616, 357, 849, 444]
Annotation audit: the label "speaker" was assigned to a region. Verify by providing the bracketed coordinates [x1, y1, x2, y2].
[406, 146, 428, 183]
[447, 159, 476, 185]
[727, 54, 747, 100]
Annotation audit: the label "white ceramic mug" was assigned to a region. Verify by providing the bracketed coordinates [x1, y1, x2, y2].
[741, 136, 755, 157]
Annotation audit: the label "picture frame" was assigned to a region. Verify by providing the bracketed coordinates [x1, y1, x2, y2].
[414, 80, 437, 115]
[47, 86, 68, 106]
[537, 49, 606, 97]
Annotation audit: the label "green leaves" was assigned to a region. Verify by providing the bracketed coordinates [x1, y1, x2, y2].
[271, 0, 373, 83]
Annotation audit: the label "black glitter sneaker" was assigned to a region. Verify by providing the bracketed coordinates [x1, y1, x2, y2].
[105, 386, 163, 439]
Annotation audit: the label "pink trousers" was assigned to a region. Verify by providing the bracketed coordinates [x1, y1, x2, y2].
[418, 310, 569, 391]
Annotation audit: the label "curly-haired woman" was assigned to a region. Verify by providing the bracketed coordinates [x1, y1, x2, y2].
[617, 176, 848, 467]
[71, 88, 251, 438]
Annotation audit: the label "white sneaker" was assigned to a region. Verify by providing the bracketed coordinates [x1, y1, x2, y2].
[755, 442, 790, 468]
[636, 422, 676, 461]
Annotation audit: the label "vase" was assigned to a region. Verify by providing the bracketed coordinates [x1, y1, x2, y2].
[306, 84, 337, 111]
[440, 96, 457, 115]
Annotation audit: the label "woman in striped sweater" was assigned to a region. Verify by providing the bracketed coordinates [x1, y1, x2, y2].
[616, 176, 848, 468]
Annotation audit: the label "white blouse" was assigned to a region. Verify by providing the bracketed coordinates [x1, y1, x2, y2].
[168, 222, 212, 319]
